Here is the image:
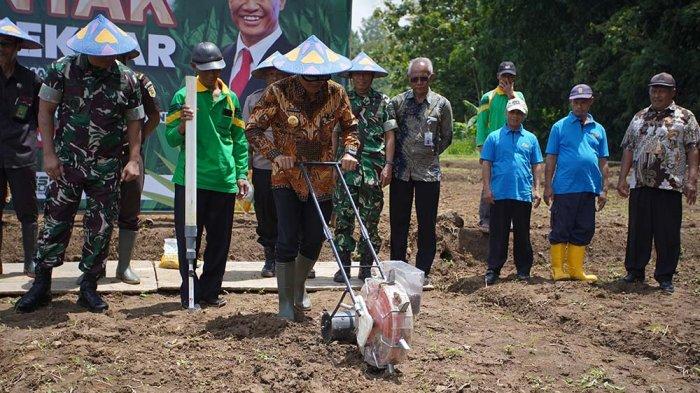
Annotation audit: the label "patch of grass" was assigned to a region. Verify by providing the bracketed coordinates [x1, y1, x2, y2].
[503, 344, 515, 355]
[579, 367, 625, 391]
[70, 356, 97, 376]
[255, 349, 275, 362]
[692, 366, 700, 377]
[442, 138, 478, 157]
[646, 323, 669, 336]
[525, 374, 550, 391]
[443, 347, 464, 359]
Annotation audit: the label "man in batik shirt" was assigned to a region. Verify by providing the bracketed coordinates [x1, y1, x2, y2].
[616, 72, 699, 293]
[245, 36, 360, 321]
[388, 57, 453, 284]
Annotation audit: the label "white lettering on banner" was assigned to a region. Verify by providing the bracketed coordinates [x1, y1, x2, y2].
[48, 0, 67, 16]
[16, 21, 42, 58]
[148, 34, 175, 68]
[7, 0, 32, 13]
[16, 22, 176, 68]
[126, 32, 146, 66]
[44, 24, 77, 58]
[9, 0, 177, 28]
[74, 0, 126, 21]
[130, 0, 176, 27]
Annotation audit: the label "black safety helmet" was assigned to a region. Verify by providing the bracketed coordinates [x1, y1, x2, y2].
[191, 42, 226, 71]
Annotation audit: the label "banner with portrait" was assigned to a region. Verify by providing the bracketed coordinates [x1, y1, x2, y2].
[0, 0, 352, 210]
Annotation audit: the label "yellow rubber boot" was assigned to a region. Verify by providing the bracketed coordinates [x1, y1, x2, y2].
[567, 245, 597, 282]
[550, 243, 570, 281]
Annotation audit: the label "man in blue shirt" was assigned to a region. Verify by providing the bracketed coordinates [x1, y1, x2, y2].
[481, 98, 543, 285]
[544, 84, 609, 282]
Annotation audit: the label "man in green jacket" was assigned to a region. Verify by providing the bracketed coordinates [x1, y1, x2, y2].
[475, 61, 525, 233]
[165, 42, 249, 309]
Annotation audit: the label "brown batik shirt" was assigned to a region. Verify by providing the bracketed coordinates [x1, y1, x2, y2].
[245, 75, 360, 201]
[621, 102, 700, 192]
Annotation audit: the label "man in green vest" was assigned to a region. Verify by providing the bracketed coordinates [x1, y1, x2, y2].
[165, 42, 249, 309]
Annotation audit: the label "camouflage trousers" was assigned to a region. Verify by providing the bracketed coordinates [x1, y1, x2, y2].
[35, 161, 120, 275]
[332, 182, 384, 258]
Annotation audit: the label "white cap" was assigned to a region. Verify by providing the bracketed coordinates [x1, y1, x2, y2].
[506, 98, 528, 115]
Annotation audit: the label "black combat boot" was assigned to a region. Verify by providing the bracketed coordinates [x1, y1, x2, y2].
[333, 251, 352, 283]
[358, 252, 373, 281]
[77, 272, 109, 312]
[261, 246, 275, 277]
[15, 264, 52, 313]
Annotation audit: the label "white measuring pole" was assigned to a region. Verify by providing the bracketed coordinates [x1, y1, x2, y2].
[184, 76, 198, 310]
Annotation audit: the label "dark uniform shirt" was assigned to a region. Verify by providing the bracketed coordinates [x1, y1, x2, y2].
[0, 62, 42, 168]
[136, 72, 161, 132]
[38, 54, 144, 167]
[122, 71, 161, 155]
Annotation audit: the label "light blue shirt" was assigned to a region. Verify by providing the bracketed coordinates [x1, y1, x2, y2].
[546, 112, 609, 195]
[481, 125, 543, 202]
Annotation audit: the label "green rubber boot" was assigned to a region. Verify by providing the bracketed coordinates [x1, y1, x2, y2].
[294, 254, 315, 311]
[275, 262, 297, 321]
[116, 229, 140, 284]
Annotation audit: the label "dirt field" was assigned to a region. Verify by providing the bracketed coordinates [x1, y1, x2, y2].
[0, 159, 698, 392]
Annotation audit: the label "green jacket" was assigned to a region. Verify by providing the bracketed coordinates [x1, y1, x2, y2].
[165, 78, 248, 194]
[475, 87, 525, 146]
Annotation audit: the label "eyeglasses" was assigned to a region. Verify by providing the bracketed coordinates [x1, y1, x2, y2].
[302, 74, 332, 82]
[410, 76, 430, 83]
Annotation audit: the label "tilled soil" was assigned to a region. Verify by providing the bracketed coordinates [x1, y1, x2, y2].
[0, 159, 698, 392]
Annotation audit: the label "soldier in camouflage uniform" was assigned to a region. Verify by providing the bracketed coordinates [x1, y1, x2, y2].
[16, 15, 144, 313]
[333, 53, 396, 282]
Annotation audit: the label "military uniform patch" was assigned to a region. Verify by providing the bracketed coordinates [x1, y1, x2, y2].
[146, 82, 156, 98]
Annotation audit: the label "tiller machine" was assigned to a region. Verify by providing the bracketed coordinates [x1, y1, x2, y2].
[300, 162, 424, 372]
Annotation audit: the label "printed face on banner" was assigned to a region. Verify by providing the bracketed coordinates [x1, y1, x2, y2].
[228, 0, 286, 46]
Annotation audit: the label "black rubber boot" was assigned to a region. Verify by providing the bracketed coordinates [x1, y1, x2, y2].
[261, 246, 275, 277]
[77, 272, 109, 313]
[21, 222, 37, 277]
[15, 264, 52, 313]
[333, 251, 352, 283]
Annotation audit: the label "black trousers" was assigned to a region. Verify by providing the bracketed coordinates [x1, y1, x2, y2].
[0, 165, 38, 224]
[273, 188, 331, 264]
[389, 178, 440, 275]
[625, 187, 682, 282]
[118, 153, 144, 231]
[252, 168, 277, 248]
[174, 185, 235, 303]
[487, 199, 533, 275]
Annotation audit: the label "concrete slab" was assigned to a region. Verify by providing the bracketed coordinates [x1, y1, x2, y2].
[155, 261, 365, 292]
[0, 261, 157, 295]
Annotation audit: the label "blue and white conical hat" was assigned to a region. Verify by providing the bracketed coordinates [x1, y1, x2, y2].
[67, 14, 138, 56]
[340, 52, 388, 78]
[0, 18, 43, 49]
[251, 51, 283, 78]
[273, 35, 351, 76]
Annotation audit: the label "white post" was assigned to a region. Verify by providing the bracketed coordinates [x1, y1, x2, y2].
[184, 76, 199, 310]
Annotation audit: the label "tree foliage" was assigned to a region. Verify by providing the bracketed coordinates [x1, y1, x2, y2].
[359, 0, 700, 156]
